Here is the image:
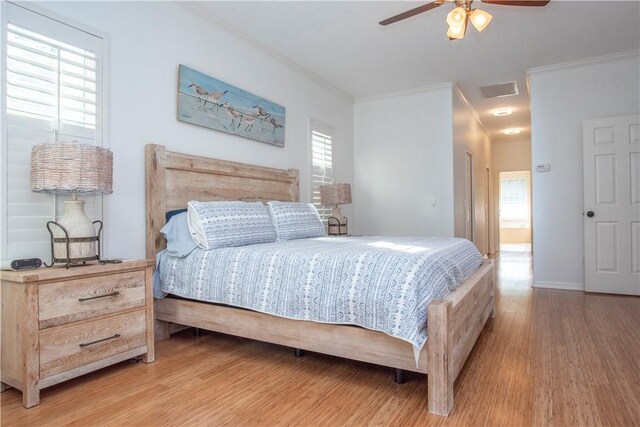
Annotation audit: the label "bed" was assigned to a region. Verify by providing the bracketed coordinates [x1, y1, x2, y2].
[145, 144, 495, 416]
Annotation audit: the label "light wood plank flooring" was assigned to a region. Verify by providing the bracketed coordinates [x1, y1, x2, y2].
[2, 252, 639, 426]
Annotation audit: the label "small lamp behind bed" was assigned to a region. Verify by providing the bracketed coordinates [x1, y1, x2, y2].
[320, 183, 352, 236]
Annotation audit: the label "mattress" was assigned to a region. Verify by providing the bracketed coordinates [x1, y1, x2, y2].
[155, 236, 482, 358]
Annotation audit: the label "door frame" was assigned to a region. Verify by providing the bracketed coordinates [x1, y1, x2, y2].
[485, 165, 493, 255]
[465, 151, 474, 244]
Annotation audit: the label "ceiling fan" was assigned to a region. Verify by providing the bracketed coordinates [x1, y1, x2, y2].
[379, 0, 550, 40]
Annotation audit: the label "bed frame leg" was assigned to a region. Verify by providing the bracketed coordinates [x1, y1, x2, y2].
[194, 327, 202, 336]
[294, 348, 305, 357]
[427, 300, 454, 416]
[394, 369, 406, 384]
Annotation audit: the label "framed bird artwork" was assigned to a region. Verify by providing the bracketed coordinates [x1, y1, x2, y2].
[177, 64, 286, 147]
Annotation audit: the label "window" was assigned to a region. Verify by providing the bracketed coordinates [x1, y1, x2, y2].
[2, 3, 105, 261]
[310, 120, 333, 221]
[7, 23, 97, 129]
[499, 172, 530, 228]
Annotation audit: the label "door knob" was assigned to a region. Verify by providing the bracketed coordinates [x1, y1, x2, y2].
[586, 211, 595, 218]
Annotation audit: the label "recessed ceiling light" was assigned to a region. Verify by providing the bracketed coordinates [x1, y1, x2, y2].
[493, 108, 513, 116]
[504, 128, 521, 135]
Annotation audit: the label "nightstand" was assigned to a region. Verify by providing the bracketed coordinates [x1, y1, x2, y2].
[1, 260, 154, 408]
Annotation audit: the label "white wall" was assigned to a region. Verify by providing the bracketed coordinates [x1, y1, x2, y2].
[492, 139, 531, 250]
[353, 86, 455, 236]
[27, 1, 354, 259]
[493, 139, 531, 172]
[452, 88, 493, 255]
[528, 53, 640, 289]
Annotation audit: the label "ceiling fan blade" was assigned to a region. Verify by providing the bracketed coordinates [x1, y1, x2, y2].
[481, 0, 550, 6]
[379, 1, 445, 26]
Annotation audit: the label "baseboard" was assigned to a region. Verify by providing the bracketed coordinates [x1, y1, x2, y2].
[533, 281, 585, 291]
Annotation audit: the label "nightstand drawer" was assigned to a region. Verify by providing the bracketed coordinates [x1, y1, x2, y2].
[38, 270, 146, 328]
[39, 309, 147, 379]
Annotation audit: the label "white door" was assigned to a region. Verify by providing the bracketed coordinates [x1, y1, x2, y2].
[583, 115, 640, 295]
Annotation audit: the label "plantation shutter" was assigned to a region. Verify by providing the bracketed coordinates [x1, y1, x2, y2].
[2, 3, 105, 261]
[310, 120, 334, 221]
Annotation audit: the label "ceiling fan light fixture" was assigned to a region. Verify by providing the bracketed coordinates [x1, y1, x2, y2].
[447, 22, 466, 39]
[446, 6, 467, 27]
[470, 9, 492, 32]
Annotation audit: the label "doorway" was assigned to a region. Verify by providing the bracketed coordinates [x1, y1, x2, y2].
[499, 171, 531, 252]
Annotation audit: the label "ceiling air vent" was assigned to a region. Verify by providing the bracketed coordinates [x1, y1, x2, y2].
[480, 81, 519, 98]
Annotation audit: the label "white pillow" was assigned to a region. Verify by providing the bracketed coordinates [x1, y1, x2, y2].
[267, 201, 326, 241]
[187, 201, 276, 250]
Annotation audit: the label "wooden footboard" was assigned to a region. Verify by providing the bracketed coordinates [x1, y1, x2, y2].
[427, 259, 496, 416]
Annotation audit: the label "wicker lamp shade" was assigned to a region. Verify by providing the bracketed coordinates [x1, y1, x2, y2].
[31, 143, 113, 195]
[320, 183, 352, 205]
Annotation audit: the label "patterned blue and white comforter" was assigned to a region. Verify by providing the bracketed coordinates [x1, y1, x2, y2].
[155, 236, 482, 358]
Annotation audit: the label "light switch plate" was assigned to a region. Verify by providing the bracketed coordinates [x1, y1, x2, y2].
[536, 163, 551, 172]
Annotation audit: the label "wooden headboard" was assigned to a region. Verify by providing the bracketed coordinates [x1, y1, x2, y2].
[145, 144, 300, 258]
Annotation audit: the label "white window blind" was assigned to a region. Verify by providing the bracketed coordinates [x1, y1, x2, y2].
[2, 4, 104, 262]
[7, 23, 97, 129]
[310, 121, 334, 221]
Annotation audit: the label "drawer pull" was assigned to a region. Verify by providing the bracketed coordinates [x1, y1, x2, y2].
[79, 334, 121, 348]
[78, 291, 120, 302]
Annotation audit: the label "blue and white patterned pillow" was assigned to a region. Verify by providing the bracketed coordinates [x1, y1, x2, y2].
[187, 201, 276, 250]
[267, 201, 326, 241]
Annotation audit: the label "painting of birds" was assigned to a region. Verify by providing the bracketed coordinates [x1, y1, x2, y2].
[208, 90, 228, 113]
[237, 113, 257, 131]
[268, 117, 283, 134]
[253, 105, 270, 118]
[188, 82, 211, 107]
[222, 102, 242, 128]
[178, 65, 286, 147]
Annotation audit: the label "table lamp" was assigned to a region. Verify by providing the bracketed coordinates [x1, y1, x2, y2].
[320, 183, 352, 236]
[31, 142, 113, 268]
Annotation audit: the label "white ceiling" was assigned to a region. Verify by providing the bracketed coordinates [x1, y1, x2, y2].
[195, 1, 640, 142]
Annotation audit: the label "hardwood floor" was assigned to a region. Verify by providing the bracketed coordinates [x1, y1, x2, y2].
[2, 252, 639, 426]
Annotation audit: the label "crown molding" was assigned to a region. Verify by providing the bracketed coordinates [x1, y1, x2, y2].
[354, 82, 455, 104]
[180, 2, 354, 103]
[526, 50, 640, 76]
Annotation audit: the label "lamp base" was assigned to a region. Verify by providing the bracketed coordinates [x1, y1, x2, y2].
[327, 215, 348, 237]
[46, 199, 103, 268]
[331, 205, 346, 224]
